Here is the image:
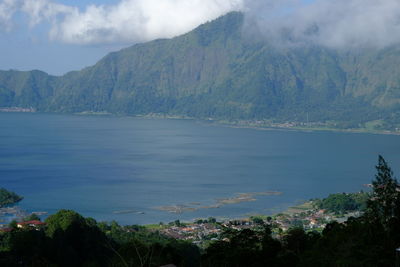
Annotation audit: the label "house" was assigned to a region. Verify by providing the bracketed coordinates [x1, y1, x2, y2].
[17, 220, 46, 230]
[309, 218, 318, 228]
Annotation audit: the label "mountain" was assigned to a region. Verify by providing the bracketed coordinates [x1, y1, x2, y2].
[1, 12, 400, 129]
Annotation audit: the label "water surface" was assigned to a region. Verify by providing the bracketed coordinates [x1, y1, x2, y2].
[1, 113, 399, 224]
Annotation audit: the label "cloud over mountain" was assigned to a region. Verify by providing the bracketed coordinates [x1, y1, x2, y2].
[0, 0, 243, 44]
[3, 0, 400, 48]
[245, 0, 400, 48]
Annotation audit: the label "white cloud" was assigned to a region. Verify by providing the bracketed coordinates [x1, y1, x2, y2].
[0, 0, 243, 44]
[0, 0, 19, 31]
[20, 0, 75, 27]
[53, 0, 243, 44]
[3, 0, 400, 48]
[244, 0, 400, 48]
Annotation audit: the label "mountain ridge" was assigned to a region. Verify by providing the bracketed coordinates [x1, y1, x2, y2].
[1, 12, 400, 130]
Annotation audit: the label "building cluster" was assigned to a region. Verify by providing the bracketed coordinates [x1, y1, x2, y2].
[160, 223, 222, 244]
[0, 204, 362, 249]
[0, 220, 46, 233]
[272, 209, 331, 232]
[157, 208, 361, 245]
[233, 120, 328, 129]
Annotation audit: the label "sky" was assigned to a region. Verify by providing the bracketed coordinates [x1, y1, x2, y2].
[0, 0, 243, 75]
[1, 0, 400, 75]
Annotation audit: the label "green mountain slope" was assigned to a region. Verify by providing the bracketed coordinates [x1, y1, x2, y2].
[1, 12, 400, 129]
[0, 70, 55, 109]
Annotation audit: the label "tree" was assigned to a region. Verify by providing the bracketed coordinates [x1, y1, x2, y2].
[250, 216, 264, 225]
[45, 209, 86, 238]
[8, 220, 17, 230]
[314, 192, 368, 214]
[23, 213, 40, 222]
[45, 210, 112, 266]
[208, 217, 217, 223]
[366, 155, 400, 224]
[0, 188, 23, 207]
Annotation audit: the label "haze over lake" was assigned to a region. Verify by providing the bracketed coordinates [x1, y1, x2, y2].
[1, 113, 399, 224]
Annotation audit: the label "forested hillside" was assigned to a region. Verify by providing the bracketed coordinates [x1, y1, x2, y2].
[2, 12, 400, 129]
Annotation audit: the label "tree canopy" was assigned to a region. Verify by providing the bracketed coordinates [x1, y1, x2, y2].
[366, 155, 400, 225]
[314, 192, 368, 214]
[0, 188, 23, 207]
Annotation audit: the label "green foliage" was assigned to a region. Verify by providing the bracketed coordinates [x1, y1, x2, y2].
[250, 216, 265, 225]
[0, 210, 202, 266]
[0, 188, 22, 207]
[8, 220, 17, 229]
[203, 226, 318, 266]
[314, 192, 369, 214]
[366, 155, 400, 225]
[207, 217, 217, 224]
[45, 209, 86, 237]
[23, 213, 41, 222]
[89, 220, 201, 266]
[299, 218, 394, 267]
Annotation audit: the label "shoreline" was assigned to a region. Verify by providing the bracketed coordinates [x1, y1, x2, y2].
[0, 194, 361, 232]
[84, 112, 400, 136]
[2, 110, 399, 136]
[205, 120, 400, 136]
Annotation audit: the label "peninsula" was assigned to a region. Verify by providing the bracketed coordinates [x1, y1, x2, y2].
[0, 188, 23, 207]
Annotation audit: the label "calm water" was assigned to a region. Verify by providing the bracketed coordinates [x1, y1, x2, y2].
[1, 113, 400, 224]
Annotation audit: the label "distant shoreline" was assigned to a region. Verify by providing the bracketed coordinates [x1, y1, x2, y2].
[134, 113, 400, 137]
[111, 112, 400, 136]
[0, 107, 36, 113]
[2, 110, 399, 136]
[215, 121, 400, 136]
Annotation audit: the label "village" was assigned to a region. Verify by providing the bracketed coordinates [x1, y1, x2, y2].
[0, 199, 363, 249]
[151, 201, 362, 247]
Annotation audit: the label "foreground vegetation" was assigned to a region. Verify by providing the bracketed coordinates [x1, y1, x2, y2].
[1, 156, 399, 266]
[313, 191, 369, 215]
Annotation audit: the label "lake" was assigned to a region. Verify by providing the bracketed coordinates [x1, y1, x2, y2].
[1, 113, 400, 225]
